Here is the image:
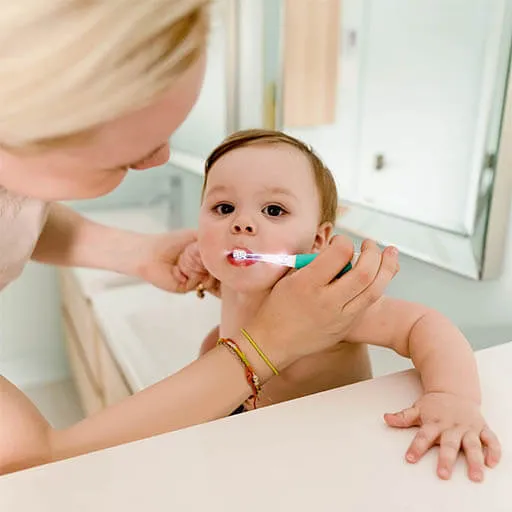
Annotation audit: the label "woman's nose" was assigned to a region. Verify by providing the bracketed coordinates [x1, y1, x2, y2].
[130, 142, 170, 170]
[231, 218, 256, 235]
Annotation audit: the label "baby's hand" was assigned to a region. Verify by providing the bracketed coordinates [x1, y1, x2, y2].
[176, 241, 220, 297]
[384, 392, 501, 482]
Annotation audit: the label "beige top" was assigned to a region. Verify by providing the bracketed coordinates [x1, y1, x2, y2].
[0, 187, 49, 290]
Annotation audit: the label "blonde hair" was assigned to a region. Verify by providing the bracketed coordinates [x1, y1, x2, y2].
[204, 129, 339, 224]
[0, 1, 210, 151]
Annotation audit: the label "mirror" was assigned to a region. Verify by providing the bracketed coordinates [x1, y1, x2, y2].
[259, 0, 512, 279]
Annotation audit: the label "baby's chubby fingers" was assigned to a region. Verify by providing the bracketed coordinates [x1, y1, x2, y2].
[480, 427, 502, 468]
[384, 406, 420, 429]
[405, 423, 440, 464]
[437, 428, 464, 480]
[461, 432, 485, 482]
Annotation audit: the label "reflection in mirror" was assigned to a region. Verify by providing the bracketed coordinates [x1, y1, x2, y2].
[266, 0, 512, 279]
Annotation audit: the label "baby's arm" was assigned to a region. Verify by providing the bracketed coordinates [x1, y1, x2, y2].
[345, 297, 479, 400]
[345, 297, 501, 481]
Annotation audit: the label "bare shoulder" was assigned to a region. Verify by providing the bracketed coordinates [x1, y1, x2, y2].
[344, 296, 429, 350]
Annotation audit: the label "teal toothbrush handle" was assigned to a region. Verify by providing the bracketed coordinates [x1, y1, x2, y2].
[294, 253, 352, 279]
[294, 253, 318, 268]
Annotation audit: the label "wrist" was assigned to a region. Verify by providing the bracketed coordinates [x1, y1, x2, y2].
[86, 225, 153, 278]
[236, 323, 296, 380]
[423, 389, 482, 406]
[116, 231, 156, 279]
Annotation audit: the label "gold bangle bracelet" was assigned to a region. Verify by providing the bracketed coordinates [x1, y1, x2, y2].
[240, 328, 280, 376]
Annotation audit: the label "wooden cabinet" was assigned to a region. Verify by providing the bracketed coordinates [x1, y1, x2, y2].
[97, 332, 131, 407]
[59, 269, 133, 416]
[62, 315, 103, 416]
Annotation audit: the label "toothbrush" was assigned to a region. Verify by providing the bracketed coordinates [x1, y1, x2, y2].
[231, 250, 359, 279]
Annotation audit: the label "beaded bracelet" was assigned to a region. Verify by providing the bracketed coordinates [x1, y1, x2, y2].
[217, 337, 261, 408]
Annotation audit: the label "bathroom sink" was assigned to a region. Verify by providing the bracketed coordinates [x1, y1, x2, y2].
[92, 285, 221, 391]
[126, 293, 221, 381]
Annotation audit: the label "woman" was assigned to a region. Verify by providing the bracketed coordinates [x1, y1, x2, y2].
[0, 1, 399, 473]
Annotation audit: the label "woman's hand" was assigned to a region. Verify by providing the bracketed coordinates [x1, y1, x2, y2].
[384, 392, 501, 482]
[134, 230, 218, 294]
[243, 237, 399, 370]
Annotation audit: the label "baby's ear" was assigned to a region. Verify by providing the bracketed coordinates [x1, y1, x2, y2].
[311, 222, 333, 252]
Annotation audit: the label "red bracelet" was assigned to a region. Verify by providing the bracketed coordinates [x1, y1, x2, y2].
[217, 337, 261, 409]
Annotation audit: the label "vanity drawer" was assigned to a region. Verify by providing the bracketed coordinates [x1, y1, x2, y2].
[59, 270, 101, 385]
[97, 330, 132, 406]
[63, 316, 104, 416]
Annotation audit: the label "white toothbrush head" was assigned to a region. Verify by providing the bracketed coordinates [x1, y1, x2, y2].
[230, 250, 293, 267]
[231, 249, 248, 261]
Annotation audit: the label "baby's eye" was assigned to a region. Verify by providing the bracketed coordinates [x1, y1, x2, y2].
[213, 203, 235, 215]
[262, 204, 287, 217]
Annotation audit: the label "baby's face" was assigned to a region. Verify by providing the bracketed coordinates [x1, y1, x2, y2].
[198, 144, 330, 293]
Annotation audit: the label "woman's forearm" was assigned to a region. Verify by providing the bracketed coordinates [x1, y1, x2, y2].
[32, 203, 148, 276]
[409, 311, 481, 403]
[51, 343, 275, 464]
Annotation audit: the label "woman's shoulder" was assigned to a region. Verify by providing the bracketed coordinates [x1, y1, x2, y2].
[0, 187, 50, 289]
[0, 186, 49, 220]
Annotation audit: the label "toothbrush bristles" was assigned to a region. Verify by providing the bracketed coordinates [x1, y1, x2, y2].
[232, 249, 248, 260]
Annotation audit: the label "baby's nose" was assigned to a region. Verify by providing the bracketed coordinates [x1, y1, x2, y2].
[231, 221, 256, 234]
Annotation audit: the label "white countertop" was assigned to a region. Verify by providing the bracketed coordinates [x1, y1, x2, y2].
[1, 342, 510, 512]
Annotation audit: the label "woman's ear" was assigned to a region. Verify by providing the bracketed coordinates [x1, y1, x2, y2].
[311, 222, 333, 252]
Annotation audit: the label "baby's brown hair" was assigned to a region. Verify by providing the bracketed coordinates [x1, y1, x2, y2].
[203, 129, 338, 224]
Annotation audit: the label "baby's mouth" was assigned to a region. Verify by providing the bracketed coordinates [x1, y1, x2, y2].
[227, 247, 257, 267]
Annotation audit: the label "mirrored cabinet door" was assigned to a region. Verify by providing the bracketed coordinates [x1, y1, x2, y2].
[354, 0, 507, 234]
[260, 0, 512, 279]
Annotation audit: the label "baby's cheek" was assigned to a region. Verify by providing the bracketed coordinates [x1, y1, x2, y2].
[273, 226, 317, 254]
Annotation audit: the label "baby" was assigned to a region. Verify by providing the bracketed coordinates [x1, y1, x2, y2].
[179, 129, 501, 481]
[0, 130, 501, 482]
